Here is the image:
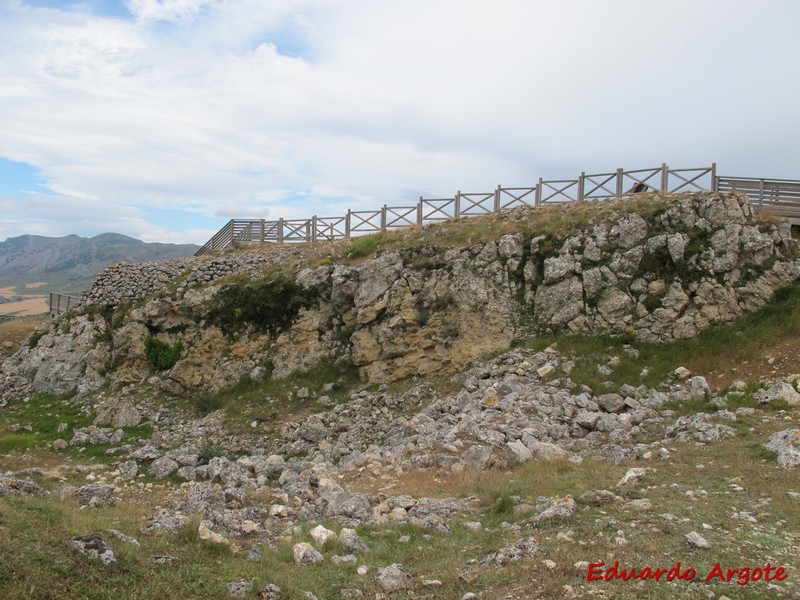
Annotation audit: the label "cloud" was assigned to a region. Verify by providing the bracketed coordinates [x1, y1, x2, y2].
[125, 0, 218, 24]
[0, 0, 799, 244]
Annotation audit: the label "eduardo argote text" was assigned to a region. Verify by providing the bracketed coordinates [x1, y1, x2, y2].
[587, 561, 788, 586]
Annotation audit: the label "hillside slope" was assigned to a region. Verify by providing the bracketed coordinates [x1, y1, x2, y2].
[0, 233, 199, 293]
[1, 191, 800, 599]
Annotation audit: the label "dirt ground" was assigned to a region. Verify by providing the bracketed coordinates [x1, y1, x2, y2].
[696, 336, 800, 390]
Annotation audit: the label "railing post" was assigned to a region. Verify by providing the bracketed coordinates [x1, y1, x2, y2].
[578, 172, 585, 202]
[278, 218, 284, 244]
[661, 163, 669, 192]
[345, 210, 351, 238]
[710, 163, 717, 192]
[311, 215, 318, 243]
[759, 179, 765, 209]
[381, 205, 387, 232]
[535, 179, 543, 206]
[616, 168, 623, 198]
[260, 219, 265, 242]
[494, 185, 501, 212]
[417, 197, 423, 225]
[454, 192, 461, 220]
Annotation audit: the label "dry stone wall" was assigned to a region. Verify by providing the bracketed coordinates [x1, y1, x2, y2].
[3, 191, 799, 400]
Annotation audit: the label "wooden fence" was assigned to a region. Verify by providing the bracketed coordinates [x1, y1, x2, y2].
[195, 163, 723, 256]
[716, 176, 800, 222]
[49, 292, 81, 317]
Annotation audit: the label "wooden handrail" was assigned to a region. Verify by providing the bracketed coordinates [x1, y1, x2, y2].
[194, 164, 800, 256]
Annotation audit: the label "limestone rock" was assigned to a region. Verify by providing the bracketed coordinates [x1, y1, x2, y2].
[764, 429, 800, 468]
[375, 563, 412, 593]
[756, 382, 800, 407]
[68, 533, 116, 565]
[293, 542, 324, 565]
[310, 524, 335, 546]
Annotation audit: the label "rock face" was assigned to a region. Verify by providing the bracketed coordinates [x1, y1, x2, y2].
[2, 191, 799, 398]
[764, 429, 800, 467]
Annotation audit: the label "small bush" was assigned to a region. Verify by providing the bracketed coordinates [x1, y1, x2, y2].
[27, 328, 47, 349]
[143, 335, 182, 371]
[190, 392, 224, 416]
[207, 272, 316, 339]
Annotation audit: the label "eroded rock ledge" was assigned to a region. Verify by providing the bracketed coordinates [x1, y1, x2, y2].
[2, 191, 798, 399]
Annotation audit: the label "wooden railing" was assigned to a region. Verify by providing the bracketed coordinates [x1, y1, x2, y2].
[192, 163, 796, 255]
[49, 292, 81, 317]
[716, 177, 800, 221]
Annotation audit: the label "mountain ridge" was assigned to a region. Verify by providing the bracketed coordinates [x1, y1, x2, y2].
[0, 232, 199, 294]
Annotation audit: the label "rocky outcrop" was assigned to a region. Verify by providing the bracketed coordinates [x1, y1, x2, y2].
[2, 192, 799, 399]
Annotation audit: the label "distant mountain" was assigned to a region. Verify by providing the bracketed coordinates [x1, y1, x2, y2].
[0, 233, 199, 294]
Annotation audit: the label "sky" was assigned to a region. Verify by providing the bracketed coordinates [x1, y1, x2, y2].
[1, 0, 799, 245]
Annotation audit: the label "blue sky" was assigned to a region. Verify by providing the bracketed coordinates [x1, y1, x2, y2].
[1, 0, 799, 245]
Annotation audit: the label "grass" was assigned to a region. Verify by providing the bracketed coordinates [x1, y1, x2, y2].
[513, 281, 800, 393]
[333, 193, 685, 264]
[191, 359, 361, 434]
[4, 417, 798, 599]
[0, 392, 152, 461]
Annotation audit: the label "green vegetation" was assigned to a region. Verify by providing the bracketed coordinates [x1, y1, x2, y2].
[207, 272, 317, 339]
[143, 335, 183, 371]
[517, 281, 800, 392]
[0, 392, 151, 458]
[343, 232, 399, 259]
[192, 360, 360, 432]
[26, 328, 47, 349]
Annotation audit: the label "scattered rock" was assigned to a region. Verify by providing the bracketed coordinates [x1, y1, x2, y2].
[616, 467, 649, 487]
[763, 429, 800, 467]
[67, 533, 116, 565]
[375, 563, 412, 593]
[481, 536, 539, 565]
[227, 579, 254, 598]
[685, 531, 711, 549]
[310, 524, 335, 546]
[293, 542, 324, 565]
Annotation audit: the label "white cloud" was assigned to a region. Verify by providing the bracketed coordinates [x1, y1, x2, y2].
[125, 0, 218, 24]
[0, 0, 799, 243]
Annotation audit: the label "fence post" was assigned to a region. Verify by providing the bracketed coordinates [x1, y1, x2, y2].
[578, 172, 585, 202]
[417, 197, 423, 225]
[535, 179, 543, 205]
[661, 163, 669, 192]
[260, 219, 265, 242]
[494, 185, 501, 212]
[616, 168, 623, 198]
[278, 218, 284, 244]
[454, 192, 461, 220]
[311, 215, 317, 243]
[710, 163, 717, 192]
[759, 179, 765, 209]
[345, 210, 351, 239]
[381, 205, 387, 232]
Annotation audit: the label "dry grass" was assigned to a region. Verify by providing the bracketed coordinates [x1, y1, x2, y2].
[0, 315, 46, 356]
[0, 297, 49, 317]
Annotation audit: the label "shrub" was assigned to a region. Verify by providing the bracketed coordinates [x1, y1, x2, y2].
[27, 328, 47, 349]
[207, 272, 316, 339]
[143, 335, 182, 371]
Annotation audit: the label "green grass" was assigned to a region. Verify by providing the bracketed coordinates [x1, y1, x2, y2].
[0, 392, 151, 460]
[515, 281, 800, 393]
[193, 359, 361, 433]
